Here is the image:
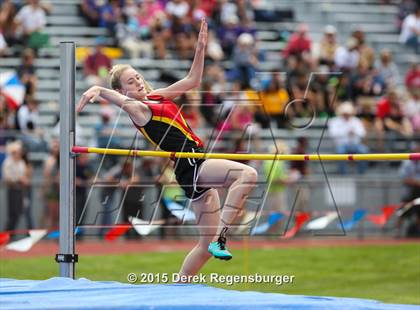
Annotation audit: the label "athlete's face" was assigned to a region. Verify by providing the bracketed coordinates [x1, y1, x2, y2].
[119, 68, 147, 100]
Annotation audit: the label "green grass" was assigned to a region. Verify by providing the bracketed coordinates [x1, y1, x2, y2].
[1, 243, 419, 305]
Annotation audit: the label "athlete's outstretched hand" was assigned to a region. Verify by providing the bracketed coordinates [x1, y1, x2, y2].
[196, 18, 208, 51]
[76, 86, 101, 113]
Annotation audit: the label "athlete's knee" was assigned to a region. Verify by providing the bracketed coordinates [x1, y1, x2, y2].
[242, 167, 258, 185]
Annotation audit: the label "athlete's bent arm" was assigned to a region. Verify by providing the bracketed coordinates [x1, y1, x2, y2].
[150, 18, 208, 100]
[76, 86, 151, 126]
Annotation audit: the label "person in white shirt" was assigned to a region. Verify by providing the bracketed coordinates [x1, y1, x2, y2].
[399, 7, 420, 54]
[334, 37, 359, 71]
[14, 0, 46, 38]
[328, 102, 369, 174]
[165, 0, 189, 19]
[17, 96, 39, 131]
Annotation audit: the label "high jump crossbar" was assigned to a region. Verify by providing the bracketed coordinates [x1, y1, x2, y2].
[72, 146, 420, 161]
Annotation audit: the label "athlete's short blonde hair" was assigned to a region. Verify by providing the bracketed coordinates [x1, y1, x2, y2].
[109, 64, 153, 93]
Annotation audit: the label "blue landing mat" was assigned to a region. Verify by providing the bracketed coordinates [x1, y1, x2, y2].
[0, 278, 417, 310]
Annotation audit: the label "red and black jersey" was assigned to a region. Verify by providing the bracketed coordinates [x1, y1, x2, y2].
[130, 95, 204, 153]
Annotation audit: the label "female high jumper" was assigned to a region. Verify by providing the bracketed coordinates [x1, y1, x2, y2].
[76, 19, 258, 277]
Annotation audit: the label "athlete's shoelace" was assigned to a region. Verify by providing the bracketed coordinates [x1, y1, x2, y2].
[217, 227, 228, 250]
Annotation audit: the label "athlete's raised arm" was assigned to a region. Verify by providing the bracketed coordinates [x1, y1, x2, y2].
[150, 18, 208, 100]
[76, 86, 151, 126]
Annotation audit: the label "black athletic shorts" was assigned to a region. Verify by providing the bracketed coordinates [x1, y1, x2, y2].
[174, 148, 211, 200]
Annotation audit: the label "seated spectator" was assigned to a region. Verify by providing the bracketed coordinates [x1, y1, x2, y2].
[17, 48, 37, 95]
[42, 138, 60, 229]
[200, 80, 221, 127]
[283, 24, 311, 59]
[2, 140, 29, 233]
[313, 25, 339, 67]
[404, 90, 420, 133]
[230, 33, 258, 87]
[99, 0, 122, 34]
[14, 0, 47, 47]
[217, 14, 241, 58]
[116, 14, 153, 59]
[95, 106, 121, 149]
[328, 102, 368, 174]
[137, 0, 165, 39]
[80, 0, 101, 27]
[375, 90, 413, 150]
[376, 49, 401, 88]
[399, 6, 420, 54]
[217, 0, 238, 26]
[83, 37, 112, 87]
[352, 27, 375, 69]
[166, 0, 195, 59]
[350, 62, 386, 100]
[405, 62, 420, 93]
[334, 37, 359, 71]
[16, 95, 39, 132]
[397, 0, 418, 31]
[0, 0, 17, 47]
[206, 30, 224, 61]
[258, 72, 289, 128]
[149, 11, 171, 59]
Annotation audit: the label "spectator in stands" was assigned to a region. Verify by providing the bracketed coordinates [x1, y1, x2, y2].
[397, 0, 418, 31]
[99, 0, 122, 35]
[217, 14, 240, 58]
[83, 37, 112, 87]
[105, 158, 142, 239]
[149, 11, 171, 59]
[350, 62, 386, 100]
[17, 48, 37, 95]
[405, 62, 420, 93]
[176, 92, 203, 130]
[258, 72, 289, 128]
[75, 153, 93, 234]
[2, 140, 30, 233]
[95, 106, 121, 149]
[22, 150, 34, 230]
[16, 95, 39, 132]
[399, 6, 420, 54]
[282, 24, 311, 59]
[1, 141, 23, 230]
[334, 37, 359, 72]
[404, 90, 420, 133]
[375, 49, 401, 88]
[290, 137, 310, 214]
[0, 0, 17, 47]
[14, 0, 47, 46]
[166, 0, 196, 59]
[116, 14, 154, 59]
[206, 30, 224, 61]
[200, 79, 221, 127]
[20, 118, 47, 153]
[231, 33, 258, 87]
[42, 138, 60, 229]
[375, 90, 413, 151]
[352, 27, 375, 69]
[313, 25, 339, 67]
[80, 0, 101, 27]
[328, 102, 368, 174]
[137, 0, 164, 40]
[262, 141, 298, 233]
[216, 0, 238, 26]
